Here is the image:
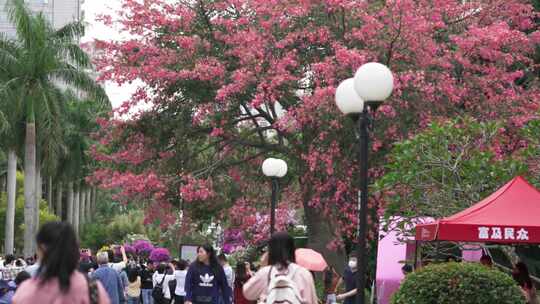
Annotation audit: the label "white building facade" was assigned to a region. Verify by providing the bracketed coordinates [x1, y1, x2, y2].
[0, 0, 83, 37]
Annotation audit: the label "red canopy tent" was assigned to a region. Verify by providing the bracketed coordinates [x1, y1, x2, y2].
[415, 176, 540, 244]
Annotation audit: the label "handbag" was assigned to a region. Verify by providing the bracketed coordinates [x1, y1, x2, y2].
[85, 274, 99, 304]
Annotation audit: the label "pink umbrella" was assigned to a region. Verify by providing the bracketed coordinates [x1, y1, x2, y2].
[295, 248, 328, 272]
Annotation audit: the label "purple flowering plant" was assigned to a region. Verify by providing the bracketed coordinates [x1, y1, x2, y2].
[149, 247, 171, 262]
[133, 239, 154, 255]
[222, 228, 246, 254]
[123, 244, 136, 255]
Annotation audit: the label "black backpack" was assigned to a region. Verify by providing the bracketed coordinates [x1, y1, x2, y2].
[152, 274, 167, 303]
[168, 278, 177, 297]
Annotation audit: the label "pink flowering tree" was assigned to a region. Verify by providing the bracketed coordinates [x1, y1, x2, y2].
[91, 0, 540, 268]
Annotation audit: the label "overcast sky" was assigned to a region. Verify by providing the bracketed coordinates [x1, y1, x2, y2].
[82, 0, 139, 110]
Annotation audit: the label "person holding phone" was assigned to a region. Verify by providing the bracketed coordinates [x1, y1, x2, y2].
[109, 246, 128, 273]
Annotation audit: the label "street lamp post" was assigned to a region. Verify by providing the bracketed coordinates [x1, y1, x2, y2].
[262, 158, 288, 235]
[335, 62, 394, 304]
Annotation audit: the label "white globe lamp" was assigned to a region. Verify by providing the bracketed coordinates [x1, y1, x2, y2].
[276, 159, 288, 178]
[353, 62, 394, 102]
[262, 158, 279, 177]
[335, 78, 364, 114]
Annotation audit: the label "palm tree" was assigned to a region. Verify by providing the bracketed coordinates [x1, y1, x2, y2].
[55, 181, 62, 218]
[59, 95, 109, 234]
[73, 182, 80, 235]
[0, 0, 107, 256]
[0, 34, 25, 254]
[36, 83, 70, 230]
[67, 181, 74, 224]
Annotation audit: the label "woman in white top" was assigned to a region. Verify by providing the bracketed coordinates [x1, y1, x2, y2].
[152, 263, 176, 303]
[174, 260, 189, 304]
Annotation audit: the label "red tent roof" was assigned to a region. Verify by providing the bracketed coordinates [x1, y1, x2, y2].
[415, 176, 540, 243]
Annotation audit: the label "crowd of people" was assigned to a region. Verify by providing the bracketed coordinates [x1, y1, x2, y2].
[0, 221, 537, 304]
[0, 223, 319, 304]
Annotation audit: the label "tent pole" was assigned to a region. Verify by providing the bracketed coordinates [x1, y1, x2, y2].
[414, 240, 419, 269]
[435, 241, 440, 262]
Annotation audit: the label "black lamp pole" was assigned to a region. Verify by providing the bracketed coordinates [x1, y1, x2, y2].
[335, 62, 392, 304]
[270, 177, 278, 235]
[356, 103, 376, 304]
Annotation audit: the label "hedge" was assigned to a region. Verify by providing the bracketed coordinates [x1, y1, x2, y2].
[391, 262, 525, 304]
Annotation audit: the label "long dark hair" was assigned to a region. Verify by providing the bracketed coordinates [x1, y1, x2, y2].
[513, 262, 533, 289]
[324, 266, 335, 290]
[195, 244, 221, 276]
[157, 263, 167, 274]
[268, 232, 296, 268]
[178, 260, 188, 271]
[235, 261, 249, 286]
[128, 268, 138, 283]
[36, 222, 79, 292]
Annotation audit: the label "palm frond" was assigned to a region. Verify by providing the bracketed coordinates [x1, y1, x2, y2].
[6, 0, 34, 49]
[50, 64, 110, 104]
[0, 81, 25, 150]
[54, 21, 85, 41]
[0, 110, 9, 134]
[0, 77, 25, 98]
[0, 48, 20, 74]
[57, 42, 91, 68]
[35, 83, 66, 170]
[0, 34, 22, 76]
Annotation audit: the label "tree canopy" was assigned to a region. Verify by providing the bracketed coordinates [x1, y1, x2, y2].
[90, 0, 540, 264]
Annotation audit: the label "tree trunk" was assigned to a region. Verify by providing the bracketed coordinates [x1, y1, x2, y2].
[47, 176, 53, 212]
[91, 187, 97, 218]
[302, 182, 347, 274]
[34, 158, 41, 235]
[23, 122, 37, 258]
[73, 184, 80, 236]
[67, 181, 74, 224]
[85, 188, 91, 225]
[5, 150, 17, 255]
[55, 181, 63, 220]
[0, 172, 5, 192]
[80, 186, 86, 228]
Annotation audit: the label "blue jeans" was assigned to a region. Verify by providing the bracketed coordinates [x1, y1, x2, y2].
[141, 289, 153, 304]
[127, 297, 140, 304]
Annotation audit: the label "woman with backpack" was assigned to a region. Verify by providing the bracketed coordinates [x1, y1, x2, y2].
[152, 263, 176, 304]
[12, 222, 110, 304]
[242, 232, 318, 304]
[185, 245, 231, 304]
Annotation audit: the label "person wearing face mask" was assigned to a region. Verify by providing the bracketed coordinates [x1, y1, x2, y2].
[336, 256, 358, 304]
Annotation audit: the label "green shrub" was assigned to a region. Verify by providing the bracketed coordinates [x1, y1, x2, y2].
[391, 262, 525, 304]
[80, 210, 161, 251]
[80, 221, 110, 250]
[0, 172, 59, 252]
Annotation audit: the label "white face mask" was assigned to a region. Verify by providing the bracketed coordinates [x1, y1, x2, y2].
[348, 260, 357, 269]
